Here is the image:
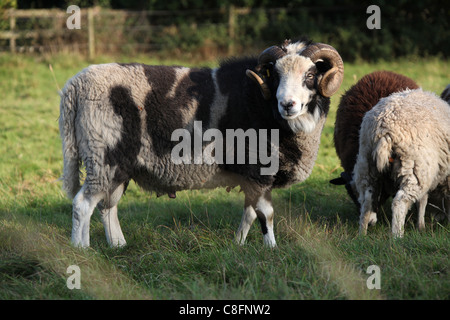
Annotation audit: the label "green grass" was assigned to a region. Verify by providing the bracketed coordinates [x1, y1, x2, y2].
[0, 52, 449, 300]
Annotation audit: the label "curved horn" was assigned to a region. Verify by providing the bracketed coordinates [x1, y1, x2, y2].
[258, 45, 287, 65]
[246, 46, 287, 100]
[246, 69, 271, 100]
[301, 43, 344, 97]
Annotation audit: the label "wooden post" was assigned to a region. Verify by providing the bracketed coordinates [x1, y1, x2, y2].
[9, 9, 16, 53]
[228, 5, 235, 55]
[88, 7, 95, 59]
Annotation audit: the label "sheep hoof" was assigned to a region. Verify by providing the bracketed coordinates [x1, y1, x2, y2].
[368, 212, 378, 226]
[168, 192, 176, 199]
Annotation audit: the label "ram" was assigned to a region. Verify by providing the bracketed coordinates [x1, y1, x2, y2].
[59, 38, 344, 247]
[354, 89, 450, 237]
[330, 71, 419, 209]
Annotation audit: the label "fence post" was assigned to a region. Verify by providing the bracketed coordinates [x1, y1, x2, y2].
[228, 5, 235, 55]
[88, 7, 95, 59]
[9, 9, 16, 53]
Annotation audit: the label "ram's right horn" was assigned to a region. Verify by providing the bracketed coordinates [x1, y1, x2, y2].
[301, 43, 344, 98]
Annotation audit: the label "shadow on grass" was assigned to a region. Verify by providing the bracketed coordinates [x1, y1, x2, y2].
[2, 175, 446, 248]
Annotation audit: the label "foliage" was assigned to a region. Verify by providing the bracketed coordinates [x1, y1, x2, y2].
[0, 0, 16, 30]
[10, 0, 449, 61]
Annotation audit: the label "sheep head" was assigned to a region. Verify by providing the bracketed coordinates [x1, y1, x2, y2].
[247, 40, 344, 99]
[246, 39, 344, 133]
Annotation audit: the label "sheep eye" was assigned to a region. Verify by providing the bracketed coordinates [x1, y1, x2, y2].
[306, 72, 315, 79]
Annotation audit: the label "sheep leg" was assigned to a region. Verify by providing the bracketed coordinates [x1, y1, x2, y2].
[359, 187, 378, 235]
[97, 183, 126, 247]
[99, 206, 126, 247]
[235, 205, 257, 246]
[391, 190, 413, 238]
[416, 193, 428, 232]
[235, 190, 276, 247]
[72, 184, 105, 247]
[254, 191, 276, 248]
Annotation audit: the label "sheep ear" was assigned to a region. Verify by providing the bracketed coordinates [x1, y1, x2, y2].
[330, 171, 352, 185]
[246, 69, 271, 100]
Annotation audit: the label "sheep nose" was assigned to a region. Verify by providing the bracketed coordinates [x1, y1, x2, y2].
[281, 100, 296, 111]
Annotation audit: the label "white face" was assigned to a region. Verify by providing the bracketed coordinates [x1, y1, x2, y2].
[274, 55, 320, 133]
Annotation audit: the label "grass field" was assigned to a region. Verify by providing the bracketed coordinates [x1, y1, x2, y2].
[0, 52, 449, 300]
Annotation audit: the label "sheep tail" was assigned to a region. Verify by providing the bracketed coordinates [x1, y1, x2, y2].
[59, 81, 81, 199]
[373, 134, 393, 173]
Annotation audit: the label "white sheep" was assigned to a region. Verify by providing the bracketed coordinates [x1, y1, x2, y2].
[330, 71, 419, 209]
[354, 88, 450, 237]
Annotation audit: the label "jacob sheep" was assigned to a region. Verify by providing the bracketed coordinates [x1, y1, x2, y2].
[59, 38, 344, 248]
[354, 89, 450, 237]
[330, 71, 419, 208]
